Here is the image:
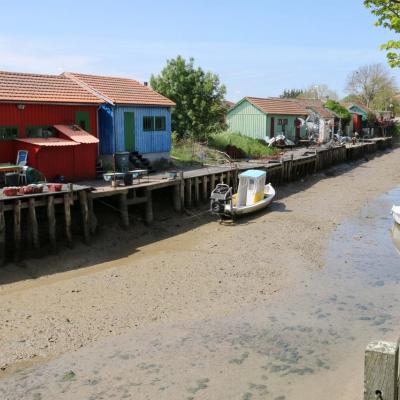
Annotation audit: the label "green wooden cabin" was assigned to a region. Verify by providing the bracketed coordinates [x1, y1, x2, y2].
[227, 97, 308, 141]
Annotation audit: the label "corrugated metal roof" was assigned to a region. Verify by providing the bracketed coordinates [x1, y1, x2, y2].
[65, 72, 175, 107]
[16, 138, 79, 147]
[54, 124, 99, 144]
[0, 71, 103, 104]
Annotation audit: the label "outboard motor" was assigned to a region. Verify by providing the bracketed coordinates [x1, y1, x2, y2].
[210, 184, 232, 217]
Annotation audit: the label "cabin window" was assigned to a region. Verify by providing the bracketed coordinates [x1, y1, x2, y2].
[155, 116, 166, 131]
[0, 126, 18, 140]
[143, 116, 154, 131]
[26, 126, 56, 138]
[278, 119, 288, 126]
[248, 179, 255, 191]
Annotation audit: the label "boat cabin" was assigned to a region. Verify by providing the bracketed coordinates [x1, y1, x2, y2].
[236, 169, 266, 207]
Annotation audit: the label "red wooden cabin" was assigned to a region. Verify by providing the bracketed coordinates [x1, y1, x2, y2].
[0, 71, 102, 180]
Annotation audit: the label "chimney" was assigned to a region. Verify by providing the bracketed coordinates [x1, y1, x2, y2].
[143, 81, 148, 86]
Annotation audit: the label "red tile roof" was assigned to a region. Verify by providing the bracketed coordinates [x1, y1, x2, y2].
[244, 97, 336, 119]
[0, 71, 102, 104]
[54, 124, 99, 144]
[65, 72, 175, 107]
[16, 138, 79, 147]
[246, 97, 308, 115]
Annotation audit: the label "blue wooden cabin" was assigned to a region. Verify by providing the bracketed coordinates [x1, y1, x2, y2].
[65, 73, 175, 161]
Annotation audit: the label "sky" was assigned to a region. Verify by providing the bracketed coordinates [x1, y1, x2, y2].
[1, 0, 399, 101]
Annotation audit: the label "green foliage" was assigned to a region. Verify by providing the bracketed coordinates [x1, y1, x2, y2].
[325, 100, 351, 124]
[364, 0, 400, 67]
[208, 132, 279, 159]
[150, 56, 227, 141]
[393, 123, 400, 136]
[280, 89, 304, 98]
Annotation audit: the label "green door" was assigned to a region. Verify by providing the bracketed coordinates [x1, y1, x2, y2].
[124, 112, 135, 151]
[75, 111, 90, 132]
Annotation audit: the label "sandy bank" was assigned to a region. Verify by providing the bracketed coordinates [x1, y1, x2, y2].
[0, 148, 399, 374]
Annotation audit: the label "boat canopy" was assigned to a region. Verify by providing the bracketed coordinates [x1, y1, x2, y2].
[237, 169, 266, 207]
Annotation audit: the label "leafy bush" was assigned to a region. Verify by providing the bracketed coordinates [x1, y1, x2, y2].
[208, 132, 279, 158]
[325, 100, 351, 124]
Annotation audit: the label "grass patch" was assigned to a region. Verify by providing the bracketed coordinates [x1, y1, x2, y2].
[208, 132, 279, 158]
[171, 140, 227, 167]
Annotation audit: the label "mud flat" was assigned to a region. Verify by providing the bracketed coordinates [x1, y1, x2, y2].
[0, 149, 400, 399]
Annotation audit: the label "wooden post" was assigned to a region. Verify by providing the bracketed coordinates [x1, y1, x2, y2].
[63, 193, 73, 248]
[179, 171, 185, 211]
[194, 177, 200, 207]
[226, 170, 231, 186]
[28, 198, 40, 250]
[210, 174, 216, 192]
[79, 190, 90, 244]
[14, 199, 21, 262]
[87, 192, 97, 235]
[173, 183, 181, 212]
[119, 192, 129, 228]
[202, 176, 208, 202]
[145, 189, 153, 224]
[0, 201, 5, 266]
[185, 178, 192, 208]
[364, 341, 399, 400]
[47, 195, 56, 250]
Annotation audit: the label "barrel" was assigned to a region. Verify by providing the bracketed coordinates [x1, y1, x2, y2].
[5, 172, 19, 186]
[114, 152, 130, 172]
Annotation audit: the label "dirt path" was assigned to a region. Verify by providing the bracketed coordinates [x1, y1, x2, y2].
[0, 148, 399, 378]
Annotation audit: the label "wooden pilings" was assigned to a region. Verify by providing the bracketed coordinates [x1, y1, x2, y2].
[202, 175, 208, 202]
[29, 198, 40, 250]
[47, 195, 56, 250]
[0, 202, 5, 266]
[79, 190, 90, 244]
[0, 137, 392, 264]
[13, 200, 21, 262]
[119, 192, 129, 229]
[63, 194, 72, 248]
[145, 189, 153, 224]
[364, 340, 399, 400]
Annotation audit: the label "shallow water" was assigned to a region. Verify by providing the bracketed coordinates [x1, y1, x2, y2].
[1, 188, 400, 400]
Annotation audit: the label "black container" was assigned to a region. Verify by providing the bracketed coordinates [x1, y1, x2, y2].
[114, 152, 130, 172]
[124, 172, 133, 186]
[5, 172, 19, 186]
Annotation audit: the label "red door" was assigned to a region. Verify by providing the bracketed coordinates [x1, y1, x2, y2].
[270, 117, 275, 138]
[353, 114, 362, 133]
[295, 119, 301, 140]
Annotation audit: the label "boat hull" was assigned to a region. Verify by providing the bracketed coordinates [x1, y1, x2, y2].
[392, 205, 400, 225]
[225, 184, 275, 215]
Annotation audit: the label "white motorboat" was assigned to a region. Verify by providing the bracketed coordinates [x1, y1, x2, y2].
[392, 205, 400, 225]
[210, 169, 275, 219]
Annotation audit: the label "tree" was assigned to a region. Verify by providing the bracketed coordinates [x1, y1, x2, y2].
[150, 56, 227, 141]
[345, 63, 398, 109]
[364, 0, 400, 67]
[325, 100, 351, 125]
[298, 84, 338, 100]
[280, 88, 304, 98]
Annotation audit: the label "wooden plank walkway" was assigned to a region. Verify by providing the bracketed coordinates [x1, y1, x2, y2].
[0, 137, 392, 265]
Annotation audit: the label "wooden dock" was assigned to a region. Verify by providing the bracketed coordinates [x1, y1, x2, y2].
[0, 137, 392, 265]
